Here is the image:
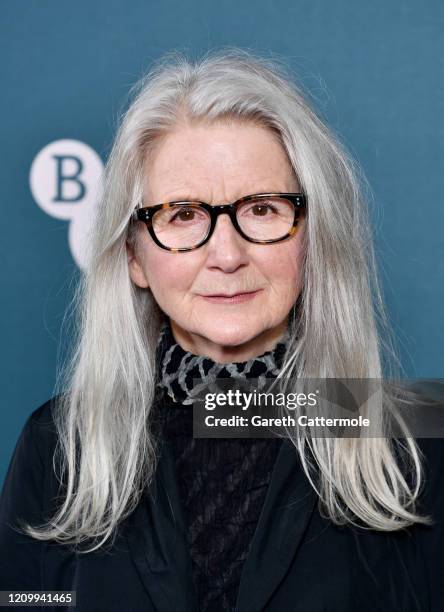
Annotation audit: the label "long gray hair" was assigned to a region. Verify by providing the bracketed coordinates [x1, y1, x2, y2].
[21, 48, 429, 553]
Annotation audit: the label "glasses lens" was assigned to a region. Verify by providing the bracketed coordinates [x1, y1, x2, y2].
[236, 197, 296, 241]
[152, 203, 211, 249]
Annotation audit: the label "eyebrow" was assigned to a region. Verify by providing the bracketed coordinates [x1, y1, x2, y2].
[154, 190, 286, 203]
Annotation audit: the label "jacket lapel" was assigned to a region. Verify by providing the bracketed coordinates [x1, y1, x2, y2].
[126, 436, 199, 611]
[235, 439, 318, 611]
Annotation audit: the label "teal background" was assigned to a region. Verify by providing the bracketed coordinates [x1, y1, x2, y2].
[1, 0, 443, 486]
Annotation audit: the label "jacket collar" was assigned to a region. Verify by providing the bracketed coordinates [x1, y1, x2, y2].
[126, 434, 317, 611]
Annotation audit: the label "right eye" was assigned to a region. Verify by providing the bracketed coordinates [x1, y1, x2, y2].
[170, 208, 196, 222]
[168, 206, 208, 224]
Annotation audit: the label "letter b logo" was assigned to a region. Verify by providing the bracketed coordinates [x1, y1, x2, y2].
[29, 139, 104, 270]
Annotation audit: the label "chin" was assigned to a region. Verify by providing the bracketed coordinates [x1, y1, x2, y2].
[196, 319, 261, 348]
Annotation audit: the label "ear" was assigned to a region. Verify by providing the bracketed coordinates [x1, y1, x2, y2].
[126, 240, 149, 289]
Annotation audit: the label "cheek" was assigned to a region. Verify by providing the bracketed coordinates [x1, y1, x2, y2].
[142, 247, 202, 298]
[259, 239, 304, 291]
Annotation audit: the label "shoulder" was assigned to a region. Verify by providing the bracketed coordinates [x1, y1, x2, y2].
[407, 438, 444, 550]
[402, 381, 444, 515]
[416, 437, 444, 485]
[29, 394, 61, 425]
[1, 396, 63, 500]
[417, 437, 444, 460]
[28, 395, 60, 434]
[416, 438, 444, 502]
[18, 396, 62, 466]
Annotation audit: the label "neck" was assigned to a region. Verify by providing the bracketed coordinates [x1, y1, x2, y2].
[169, 318, 289, 363]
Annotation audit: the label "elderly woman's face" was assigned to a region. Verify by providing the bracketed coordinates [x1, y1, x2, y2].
[128, 121, 305, 362]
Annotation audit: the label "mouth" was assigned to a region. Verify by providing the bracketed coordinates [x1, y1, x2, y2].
[200, 289, 262, 304]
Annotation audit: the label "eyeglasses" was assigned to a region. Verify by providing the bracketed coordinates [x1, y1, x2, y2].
[132, 192, 307, 252]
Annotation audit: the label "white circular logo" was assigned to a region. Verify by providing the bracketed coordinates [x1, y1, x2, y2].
[29, 139, 104, 270]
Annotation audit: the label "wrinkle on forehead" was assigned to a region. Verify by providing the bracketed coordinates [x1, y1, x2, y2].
[141, 120, 299, 205]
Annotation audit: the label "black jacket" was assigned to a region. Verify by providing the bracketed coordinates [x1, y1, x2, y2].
[1, 397, 443, 611]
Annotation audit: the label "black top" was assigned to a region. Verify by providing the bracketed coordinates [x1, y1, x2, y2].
[154, 398, 281, 610]
[152, 321, 287, 610]
[1, 396, 444, 611]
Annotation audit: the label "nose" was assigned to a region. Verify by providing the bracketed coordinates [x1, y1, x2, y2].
[204, 211, 249, 272]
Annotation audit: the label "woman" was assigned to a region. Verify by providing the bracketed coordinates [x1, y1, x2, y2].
[1, 49, 443, 611]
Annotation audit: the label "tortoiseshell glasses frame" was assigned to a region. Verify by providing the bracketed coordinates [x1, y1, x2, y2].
[131, 192, 307, 252]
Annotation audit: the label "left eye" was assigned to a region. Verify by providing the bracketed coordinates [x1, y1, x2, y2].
[244, 203, 277, 216]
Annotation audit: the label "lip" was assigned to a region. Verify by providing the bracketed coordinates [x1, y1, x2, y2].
[200, 289, 262, 304]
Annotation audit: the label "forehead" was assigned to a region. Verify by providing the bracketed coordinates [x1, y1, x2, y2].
[142, 121, 298, 203]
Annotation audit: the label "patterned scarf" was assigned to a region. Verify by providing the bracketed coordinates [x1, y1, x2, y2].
[155, 320, 289, 405]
